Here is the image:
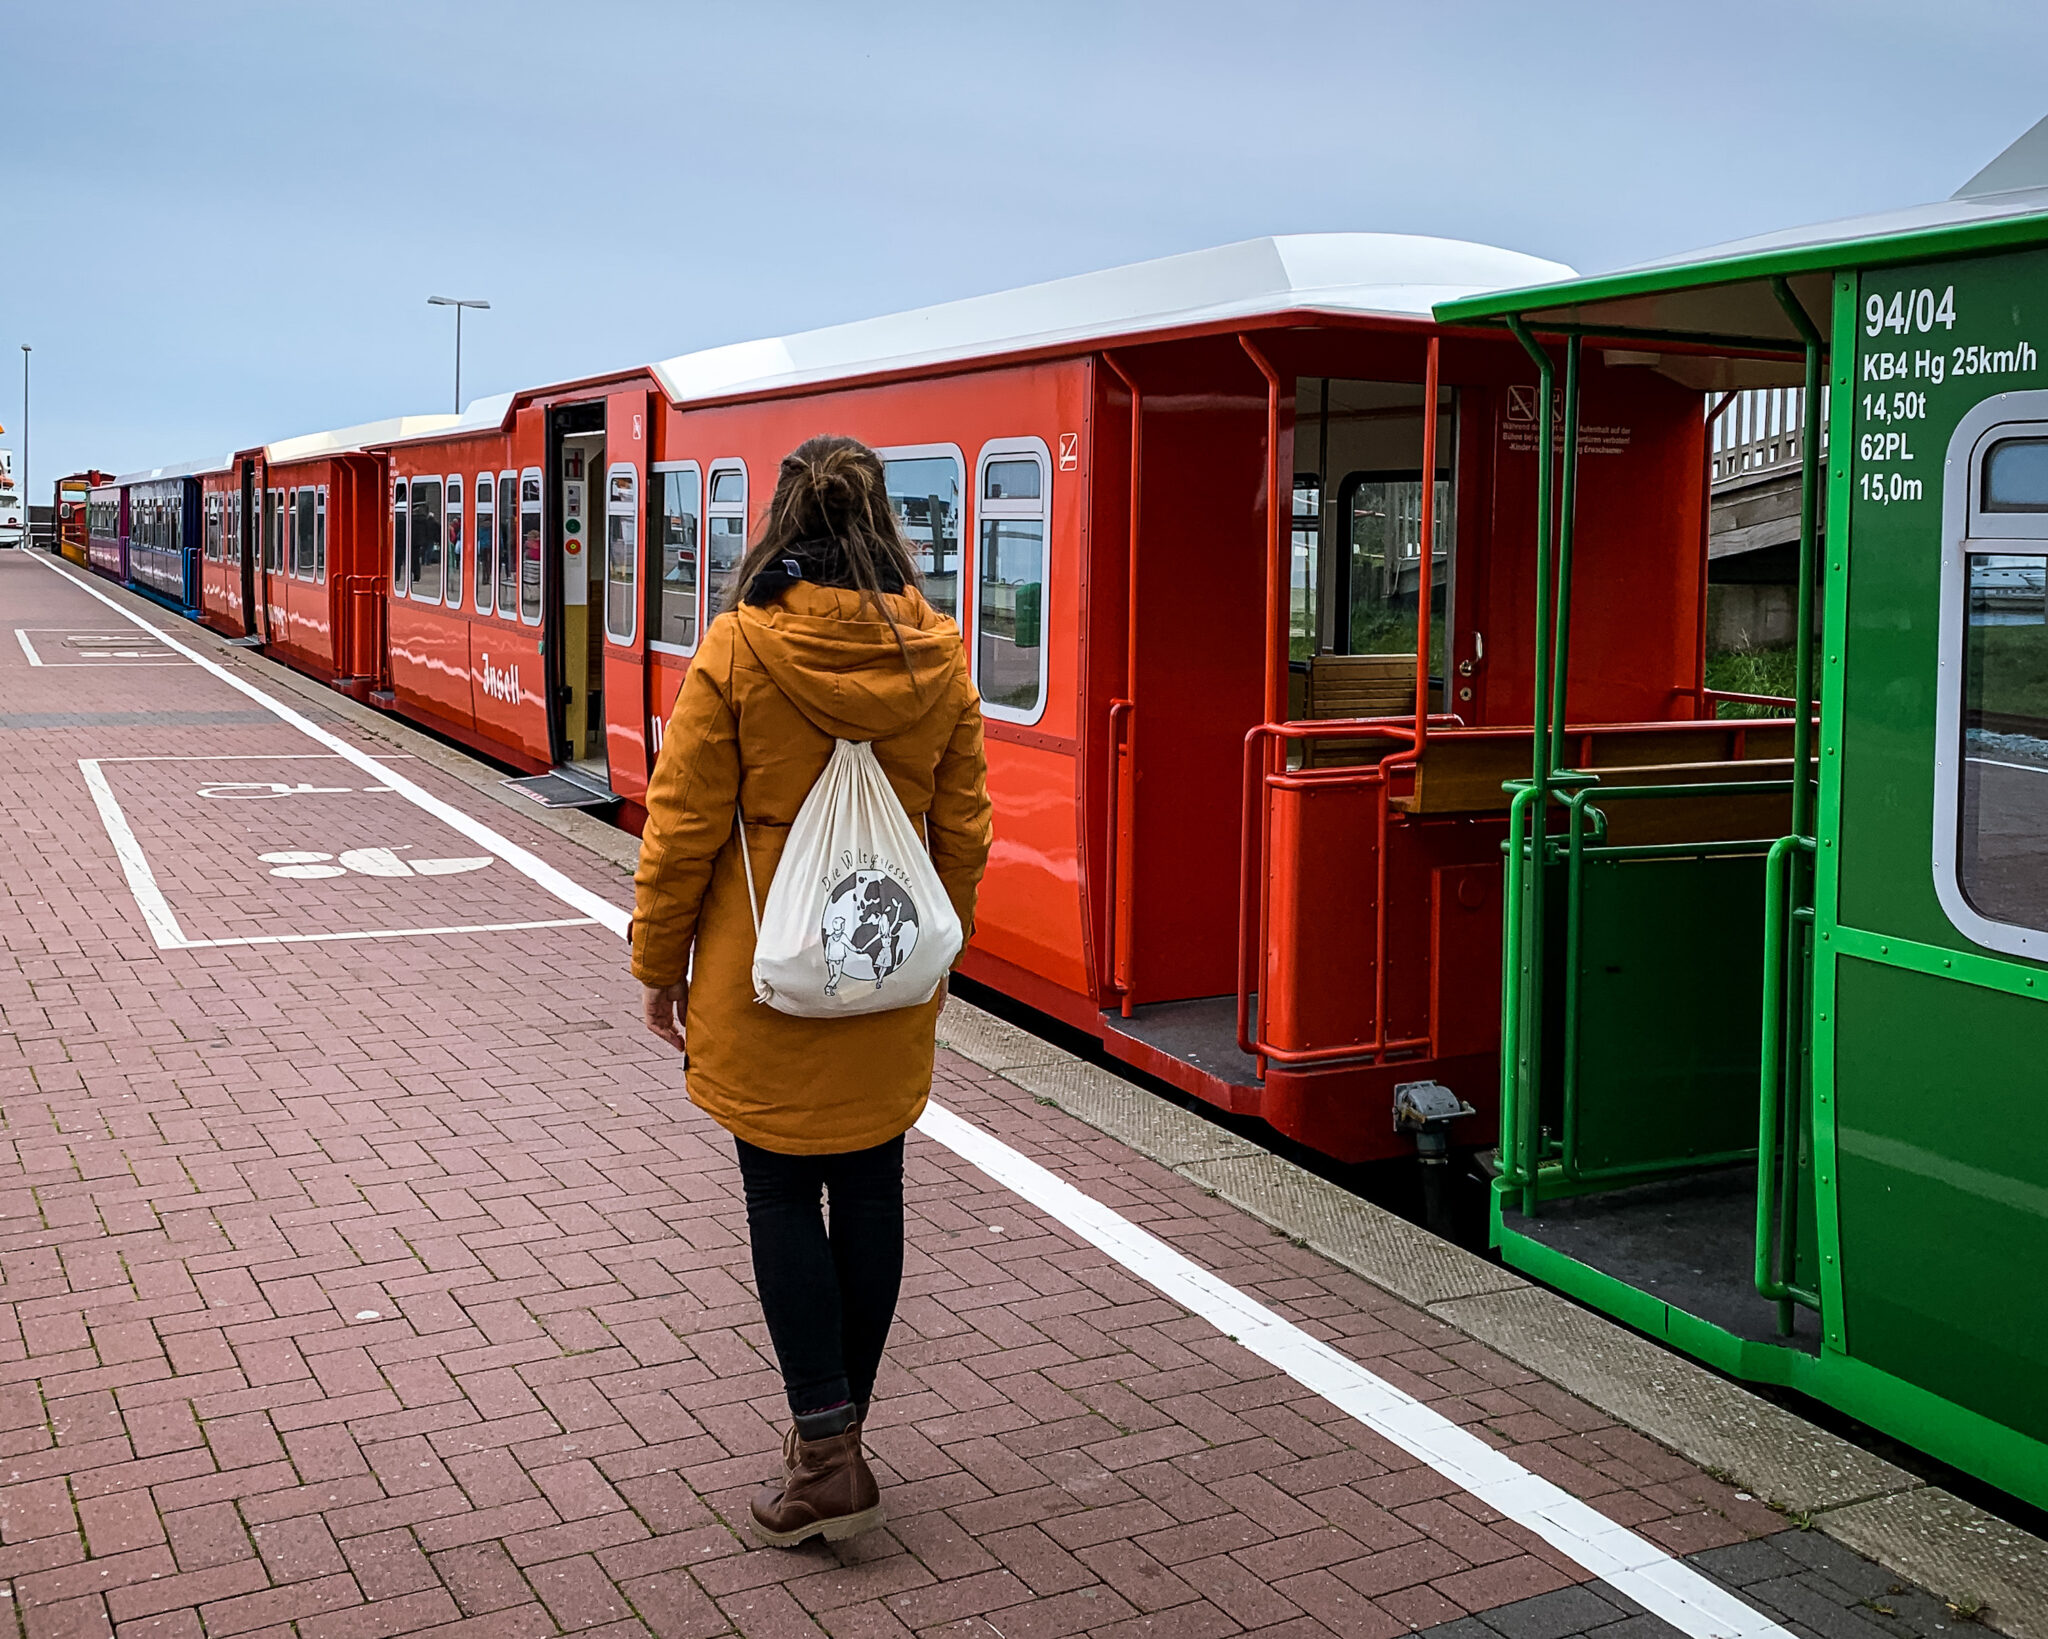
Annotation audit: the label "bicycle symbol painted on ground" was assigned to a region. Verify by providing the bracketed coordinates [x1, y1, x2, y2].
[259, 847, 492, 880]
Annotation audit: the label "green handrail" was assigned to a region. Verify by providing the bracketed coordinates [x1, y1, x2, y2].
[1757, 832, 1821, 1323]
[1550, 337, 1582, 773]
[1506, 317, 1558, 1221]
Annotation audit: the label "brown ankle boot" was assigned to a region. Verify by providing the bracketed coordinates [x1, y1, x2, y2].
[749, 1422, 883, 1547]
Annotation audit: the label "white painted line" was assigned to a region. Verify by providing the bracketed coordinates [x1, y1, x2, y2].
[38, 553, 1784, 1639]
[1968, 755, 2048, 777]
[91, 753, 418, 764]
[32, 554, 629, 938]
[179, 917, 597, 950]
[79, 759, 188, 950]
[79, 756, 591, 951]
[15, 629, 42, 666]
[912, 1102, 1789, 1639]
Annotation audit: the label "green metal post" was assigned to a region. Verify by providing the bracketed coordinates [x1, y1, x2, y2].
[1507, 317, 1556, 1218]
[1497, 783, 1537, 1191]
[1550, 337, 1582, 774]
[1770, 276, 1826, 1338]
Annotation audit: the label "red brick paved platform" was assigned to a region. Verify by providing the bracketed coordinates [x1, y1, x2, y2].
[0, 551, 1944, 1639]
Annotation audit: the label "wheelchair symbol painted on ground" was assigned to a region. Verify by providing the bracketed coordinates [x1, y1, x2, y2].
[201, 781, 395, 799]
[259, 847, 492, 880]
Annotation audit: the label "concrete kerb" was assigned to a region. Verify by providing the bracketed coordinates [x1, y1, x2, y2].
[931, 996, 2048, 1639]
[58, 569, 2042, 1639]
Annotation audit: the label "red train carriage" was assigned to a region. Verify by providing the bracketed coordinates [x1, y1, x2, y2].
[51, 228, 1785, 1160]
[369, 235, 1765, 1161]
[196, 416, 457, 690]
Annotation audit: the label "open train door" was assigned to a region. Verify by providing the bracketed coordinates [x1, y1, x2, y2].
[238, 456, 264, 641]
[601, 388, 653, 802]
[541, 399, 616, 801]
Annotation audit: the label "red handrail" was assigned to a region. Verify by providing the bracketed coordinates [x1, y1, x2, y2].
[1235, 715, 1464, 1069]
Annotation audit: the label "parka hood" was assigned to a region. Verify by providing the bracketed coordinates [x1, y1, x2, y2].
[732, 582, 964, 741]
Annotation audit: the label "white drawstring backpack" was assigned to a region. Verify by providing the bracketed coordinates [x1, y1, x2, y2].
[736, 738, 963, 1018]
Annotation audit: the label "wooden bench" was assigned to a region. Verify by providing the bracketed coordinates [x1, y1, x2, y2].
[1390, 727, 1801, 834]
[1305, 653, 1420, 720]
[1298, 654, 1438, 768]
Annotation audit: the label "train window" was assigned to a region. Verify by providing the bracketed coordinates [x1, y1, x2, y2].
[651, 464, 700, 654]
[1937, 409, 2048, 957]
[1956, 552, 2048, 938]
[444, 475, 464, 608]
[1982, 438, 2048, 512]
[1293, 378, 1456, 658]
[520, 468, 543, 624]
[205, 495, 220, 561]
[295, 487, 316, 580]
[410, 477, 444, 603]
[474, 474, 495, 612]
[315, 487, 327, 583]
[974, 439, 1050, 723]
[882, 448, 964, 620]
[266, 489, 283, 572]
[499, 470, 519, 617]
[706, 462, 747, 613]
[392, 479, 408, 594]
[1292, 474, 1320, 659]
[604, 465, 638, 646]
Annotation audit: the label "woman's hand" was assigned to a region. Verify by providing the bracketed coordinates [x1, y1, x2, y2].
[642, 982, 688, 1053]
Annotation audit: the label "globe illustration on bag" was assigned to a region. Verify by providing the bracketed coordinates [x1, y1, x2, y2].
[820, 869, 921, 995]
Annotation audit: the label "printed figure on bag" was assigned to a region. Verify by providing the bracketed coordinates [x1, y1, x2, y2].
[821, 868, 920, 994]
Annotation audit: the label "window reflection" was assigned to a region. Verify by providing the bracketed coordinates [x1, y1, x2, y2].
[409, 479, 444, 603]
[886, 455, 961, 617]
[657, 469, 701, 649]
[1959, 552, 2048, 933]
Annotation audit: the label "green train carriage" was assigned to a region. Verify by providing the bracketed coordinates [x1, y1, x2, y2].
[1433, 135, 2048, 1509]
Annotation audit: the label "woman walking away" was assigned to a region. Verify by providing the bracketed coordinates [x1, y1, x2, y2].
[631, 436, 992, 1547]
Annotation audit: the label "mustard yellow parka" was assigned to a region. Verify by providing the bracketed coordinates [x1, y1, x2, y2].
[630, 582, 992, 1155]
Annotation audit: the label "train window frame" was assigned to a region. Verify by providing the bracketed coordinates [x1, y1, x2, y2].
[972, 436, 1052, 727]
[519, 466, 544, 626]
[1933, 392, 2048, 959]
[392, 477, 408, 596]
[295, 486, 317, 581]
[474, 471, 495, 613]
[205, 494, 221, 561]
[705, 459, 748, 620]
[879, 442, 969, 630]
[498, 469, 519, 620]
[409, 474, 445, 605]
[603, 463, 640, 647]
[648, 460, 702, 657]
[315, 485, 327, 584]
[444, 473, 465, 610]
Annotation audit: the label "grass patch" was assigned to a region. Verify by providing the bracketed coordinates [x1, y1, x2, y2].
[1707, 642, 1799, 718]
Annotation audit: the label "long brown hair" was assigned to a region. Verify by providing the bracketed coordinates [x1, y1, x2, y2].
[728, 436, 922, 648]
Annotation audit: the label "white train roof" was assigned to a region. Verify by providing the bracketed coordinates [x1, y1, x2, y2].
[649, 233, 1575, 406]
[264, 412, 461, 463]
[114, 456, 233, 486]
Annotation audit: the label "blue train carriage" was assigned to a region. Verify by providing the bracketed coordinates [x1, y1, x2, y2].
[1434, 121, 2048, 1509]
[119, 457, 230, 616]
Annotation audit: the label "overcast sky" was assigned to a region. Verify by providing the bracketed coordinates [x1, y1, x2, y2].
[4, 0, 2043, 490]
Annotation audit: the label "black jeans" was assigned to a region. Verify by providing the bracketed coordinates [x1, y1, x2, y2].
[734, 1133, 904, 1439]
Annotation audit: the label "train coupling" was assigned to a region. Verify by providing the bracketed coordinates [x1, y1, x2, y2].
[1393, 1079, 1476, 1162]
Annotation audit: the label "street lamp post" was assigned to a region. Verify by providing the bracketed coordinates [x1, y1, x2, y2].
[426, 297, 489, 413]
[19, 346, 28, 551]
